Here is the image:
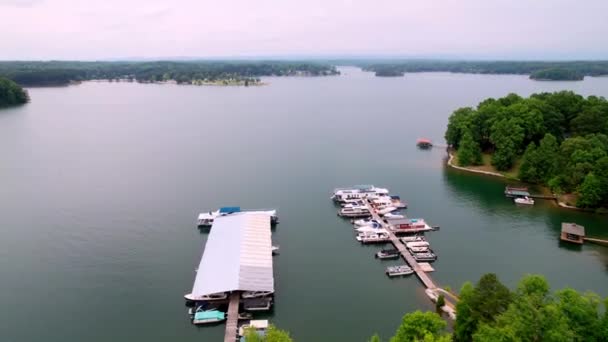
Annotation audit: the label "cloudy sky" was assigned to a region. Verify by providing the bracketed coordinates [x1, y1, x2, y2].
[1, 0, 607, 60]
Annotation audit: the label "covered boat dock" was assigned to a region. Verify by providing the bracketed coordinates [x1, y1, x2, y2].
[187, 212, 274, 342]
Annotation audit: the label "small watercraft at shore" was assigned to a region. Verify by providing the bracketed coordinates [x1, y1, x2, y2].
[514, 196, 535, 205]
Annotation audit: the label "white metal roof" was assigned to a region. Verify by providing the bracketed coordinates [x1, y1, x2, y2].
[190, 212, 274, 297]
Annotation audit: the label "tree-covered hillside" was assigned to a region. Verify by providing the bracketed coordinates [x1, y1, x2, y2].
[445, 91, 608, 208]
[360, 60, 608, 79]
[0, 61, 340, 86]
[0, 77, 29, 107]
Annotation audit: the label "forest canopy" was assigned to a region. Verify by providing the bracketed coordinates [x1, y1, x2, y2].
[360, 60, 608, 79]
[370, 273, 608, 342]
[0, 61, 340, 86]
[445, 91, 608, 208]
[0, 76, 29, 107]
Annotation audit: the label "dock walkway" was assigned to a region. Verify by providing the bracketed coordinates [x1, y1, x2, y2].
[224, 292, 241, 342]
[366, 201, 436, 289]
[364, 199, 457, 318]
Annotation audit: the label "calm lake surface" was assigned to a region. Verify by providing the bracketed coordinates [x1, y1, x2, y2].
[1, 67, 607, 342]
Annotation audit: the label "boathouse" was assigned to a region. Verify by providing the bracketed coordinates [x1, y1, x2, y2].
[560, 222, 585, 244]
[190, 212, 274, 298]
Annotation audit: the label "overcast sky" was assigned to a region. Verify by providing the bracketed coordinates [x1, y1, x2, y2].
[1, 0, 607, 60]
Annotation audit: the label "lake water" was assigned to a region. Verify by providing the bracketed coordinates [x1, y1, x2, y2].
[1, 67, 607, 342]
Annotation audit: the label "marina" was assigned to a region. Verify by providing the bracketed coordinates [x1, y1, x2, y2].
[333, 185, 457, 319]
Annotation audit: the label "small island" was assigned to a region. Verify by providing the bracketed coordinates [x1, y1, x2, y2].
[360, 60, 608, 79]
[530, 68, 584, 81]
[445, 91, 608, 211]
[0, 76, 29, 107]
[0, 61, 340, 87]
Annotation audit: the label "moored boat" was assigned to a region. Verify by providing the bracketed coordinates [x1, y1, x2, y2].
[339, 207, 371, 217]
[356, 232, 390, 243]
[400, 235, 425, 243]
[184, 292, 228, 301]
[386, 265, 414, 277]
[242, 290, 274, 299]
[514, 196, 535, 205]
[192, 310, 226, 325]
[271, 245, 280, 255]
[375, 249, 400, 259]
[411, 251, 437, 262]
[243, 297, 273, 311]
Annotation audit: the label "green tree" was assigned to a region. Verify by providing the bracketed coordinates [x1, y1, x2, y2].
[445, 107, 475, 148]
[390, 311, 450, 342]
[454, 275, 512, 342]
[490, 118, 524, 170]
[368, 333, 382, 342]
[457, 130, 482, 166]
[436, 294, 446, 312]
[556, 289, 603, 341]
[454, 282, 476, 342]
[571, 107, 608, 136]
[0, 77, 29, 107]
[244, 325, 293, 342]
[578, 173, 603, 208]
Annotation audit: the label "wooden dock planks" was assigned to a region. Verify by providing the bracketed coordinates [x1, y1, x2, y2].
[366, 201, 437, 289]
[224, 292, 241, 342]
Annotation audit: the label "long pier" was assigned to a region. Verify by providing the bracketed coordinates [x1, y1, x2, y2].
[224, 292, 241, 342]
[364, 199, 457, 318]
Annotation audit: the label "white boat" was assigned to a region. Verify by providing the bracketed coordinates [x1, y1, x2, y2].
[353, 219, 381, 227]
[411, 251, 437, 262]
[405, 241, 430, 248]
[339, 207, 371, 217]
[377, 206, 398, 215]
[384, 212, 405, 219]
[238, 320, 269, 337]
[341, 203, 367, 210]
[514, 196, 535, 205]
[197, 210, 220, 227]
[355, 226, 387, 234]
[242, 291, 274, 299]
[356, 233, 390, 243]
[332, 185, 390, 202]
[271, 245, 280, 255]
[184, 292, 228, 301]
[400, 235, 425, 242]
[386, 265, 414, 277]
[408, 246, 430, 253]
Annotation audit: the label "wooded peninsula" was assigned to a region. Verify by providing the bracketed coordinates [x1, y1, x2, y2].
[0, 61, 340, 87]
[0, 76, 29, 107]
[360, 61, 608, 80]
[445, 91, 608, 210]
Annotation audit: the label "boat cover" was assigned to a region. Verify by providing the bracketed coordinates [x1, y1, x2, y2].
[219, 206, 241, 214]
[194, 310, 225, 320]
[191, 212, 274, 296]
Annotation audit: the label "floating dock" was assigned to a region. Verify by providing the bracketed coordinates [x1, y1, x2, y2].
[362, 199, 457, 318]
[224, 292, 241, 342]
